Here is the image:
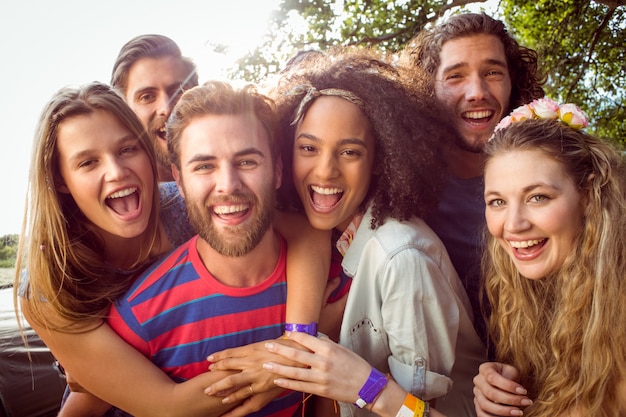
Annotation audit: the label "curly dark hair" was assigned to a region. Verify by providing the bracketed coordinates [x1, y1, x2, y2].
[271, 46, 457, 229]
[400, 13, 545, 111]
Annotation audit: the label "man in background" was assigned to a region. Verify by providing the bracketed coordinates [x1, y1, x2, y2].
[401, 13, 545, 344]
[111, 34, 199, 181]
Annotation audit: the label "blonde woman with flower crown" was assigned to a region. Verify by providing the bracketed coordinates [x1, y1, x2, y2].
[473, 98, 626, 417]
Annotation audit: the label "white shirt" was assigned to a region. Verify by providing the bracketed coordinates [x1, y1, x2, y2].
[338, 208, 485, 417]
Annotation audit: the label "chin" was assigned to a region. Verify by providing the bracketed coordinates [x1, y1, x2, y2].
[517, 267, 548, 281]
[456, 137, 487, 153]
[306, 215, 335, 231]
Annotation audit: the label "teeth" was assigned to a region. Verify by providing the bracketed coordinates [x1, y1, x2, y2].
[107, 188, 137, 199]
[214, 204, 247, 214]
[311, 185, 342, 195]
[158, 127, 166, 133]
[509, 239, 544, 249]
[464, 110, 492, 119]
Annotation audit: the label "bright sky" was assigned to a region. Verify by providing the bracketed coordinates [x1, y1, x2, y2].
[0, 0, 282, 236]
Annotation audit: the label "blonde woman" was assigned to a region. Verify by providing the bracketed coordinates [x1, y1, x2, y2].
[474, 99, 626, 416]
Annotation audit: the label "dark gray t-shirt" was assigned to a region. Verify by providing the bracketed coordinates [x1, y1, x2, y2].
[426, 174, 487, 343]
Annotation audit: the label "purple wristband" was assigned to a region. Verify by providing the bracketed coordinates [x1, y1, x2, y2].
[284, 322, 318, 336]
[355, 367, 388, 408]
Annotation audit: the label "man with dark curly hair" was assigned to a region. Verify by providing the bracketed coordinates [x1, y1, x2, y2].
[400, 13, 545, 344]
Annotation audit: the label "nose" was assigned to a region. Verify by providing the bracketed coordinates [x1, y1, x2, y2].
[156, 93, 173, 117]
[104, 156, 130, 182]
[465, 74, 490, 102]
[313, 152, 339, 180]
[504, 204, 531, 234]
[215, 164, 242, 195]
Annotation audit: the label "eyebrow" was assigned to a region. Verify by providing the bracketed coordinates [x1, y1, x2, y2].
[132, 86, 156, 97]
[185, 147, 266, 166]
[296, 133, 369, 147]
[67, 133, 137, 163]
[484, 182, 561, 197]
[440, 58, 508, 74]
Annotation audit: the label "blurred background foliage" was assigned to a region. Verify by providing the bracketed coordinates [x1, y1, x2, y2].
[221, 0, 625, 146]
[0, 234, 18, 268]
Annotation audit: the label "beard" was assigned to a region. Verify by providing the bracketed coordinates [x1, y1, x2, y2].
[452, 130, 488, 154]
[147, 120, 171, 170]
[185, 186, 275, 257]
[455, 137, 486, 153]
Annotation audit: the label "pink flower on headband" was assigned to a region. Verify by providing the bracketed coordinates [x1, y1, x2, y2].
[559, 103, 589, 129]
[530, 98, 560, 119]
[494, 105, 533, 131]
[509, 104, 534, 122]
[490, 98, 589, 140]
[493, 115, 513, 132]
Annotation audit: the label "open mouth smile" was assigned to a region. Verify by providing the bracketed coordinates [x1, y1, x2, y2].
[105, 187, 140, 215]
[310, 185, 343, 210]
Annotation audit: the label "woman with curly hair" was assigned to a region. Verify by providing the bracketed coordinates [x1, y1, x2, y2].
[474, 99, 626, 416]
[206, 47, 486, 417]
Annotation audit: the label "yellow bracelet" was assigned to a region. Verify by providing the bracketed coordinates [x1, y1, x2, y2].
[412, 397, 429, 417]
[395, 393, 428, 417]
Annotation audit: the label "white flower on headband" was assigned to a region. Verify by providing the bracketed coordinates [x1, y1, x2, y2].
[492, 98, 589, 139]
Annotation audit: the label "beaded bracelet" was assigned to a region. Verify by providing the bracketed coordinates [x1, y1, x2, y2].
[354, 368, 388, 408]
[395, 393, 429, 417]
[284, 322, 318, 336]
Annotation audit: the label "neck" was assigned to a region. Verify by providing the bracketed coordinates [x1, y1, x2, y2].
[103, 234, 145, 270]
[195, 229, 281, 287]
[103, 227, 169, 270]
[446, 145, 485, 179]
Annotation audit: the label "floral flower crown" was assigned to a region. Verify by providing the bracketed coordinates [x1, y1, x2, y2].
[492, 98, 589, 138]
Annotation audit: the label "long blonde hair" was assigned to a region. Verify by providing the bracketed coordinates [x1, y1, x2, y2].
[15, 82, 163, 330]
[483, 119, 626, 416]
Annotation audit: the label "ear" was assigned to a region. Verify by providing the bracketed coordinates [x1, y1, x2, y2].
[172, 163, 185, 199]
[274, 155, 283, 190]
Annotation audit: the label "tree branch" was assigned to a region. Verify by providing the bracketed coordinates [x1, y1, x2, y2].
[348, 0, 488, 47]
[566, 6, 616, 100]
[593, 0, 625, 8]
